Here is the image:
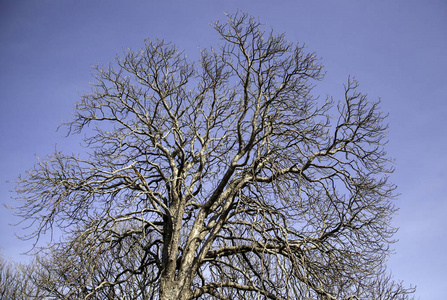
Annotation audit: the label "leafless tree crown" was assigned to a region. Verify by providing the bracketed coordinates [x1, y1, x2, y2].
[13, 12, 415, 300]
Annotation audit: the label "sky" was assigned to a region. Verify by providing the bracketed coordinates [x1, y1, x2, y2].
[0, 0, 445, 298]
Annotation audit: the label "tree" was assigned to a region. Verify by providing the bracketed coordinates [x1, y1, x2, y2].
[0, 251, 48, 299]
[13, 12, 415, 300]
[0, 252, 23, 299]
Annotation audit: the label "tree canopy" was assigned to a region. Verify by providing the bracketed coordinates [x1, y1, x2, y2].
[13, 12, 415, 300]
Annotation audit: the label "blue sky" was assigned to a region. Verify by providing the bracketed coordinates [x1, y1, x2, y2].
[1, 1, 446, 298]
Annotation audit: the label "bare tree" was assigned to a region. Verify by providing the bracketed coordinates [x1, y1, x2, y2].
[0, 252, 23, 299]
[0, 251, 48, 299]
[26, 223, 160, 299]
[13, 12, 415, 300]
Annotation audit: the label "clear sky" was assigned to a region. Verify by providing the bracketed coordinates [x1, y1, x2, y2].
[1, 1, 445, 298]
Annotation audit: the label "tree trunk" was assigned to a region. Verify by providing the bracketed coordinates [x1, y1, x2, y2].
[159, 277, 191, 300]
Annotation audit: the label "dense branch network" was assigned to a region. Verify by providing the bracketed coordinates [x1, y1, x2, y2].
[13, 12, 415, 300]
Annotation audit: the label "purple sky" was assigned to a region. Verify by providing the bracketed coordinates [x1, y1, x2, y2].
[1, 1, 446, 298]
